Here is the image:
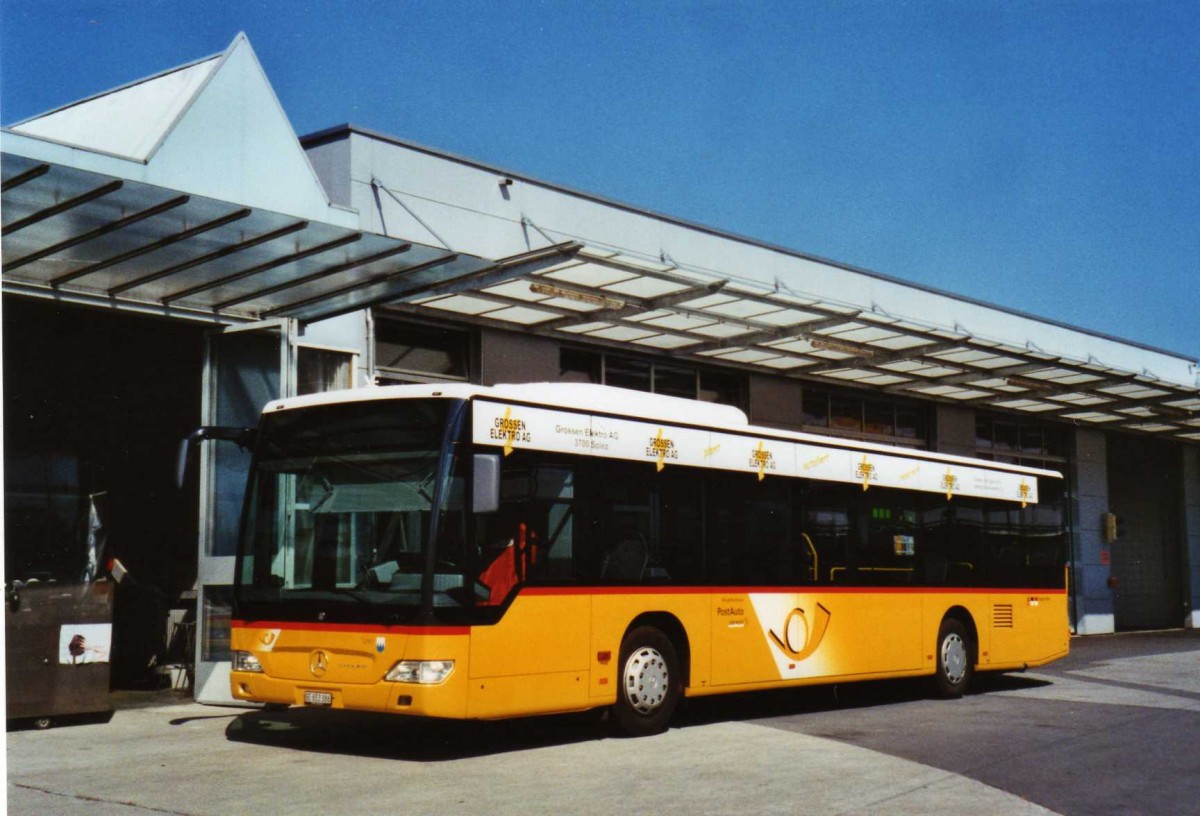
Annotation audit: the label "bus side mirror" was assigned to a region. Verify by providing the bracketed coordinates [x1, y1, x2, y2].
[176, 426, 256, 489]
[472, 454, 501, 514]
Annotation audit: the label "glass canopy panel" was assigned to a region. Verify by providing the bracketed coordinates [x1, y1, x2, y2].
[603, 276, 690, 298]
[541, 263, 635, 288]
[633, 334, 701, 350]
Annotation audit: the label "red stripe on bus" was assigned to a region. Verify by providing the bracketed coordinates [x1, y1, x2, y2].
[230, 620, 469, 636]
[520, 585, 1065, 597]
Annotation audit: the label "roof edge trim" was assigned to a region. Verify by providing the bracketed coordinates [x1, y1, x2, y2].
[0, 126, 151, 166]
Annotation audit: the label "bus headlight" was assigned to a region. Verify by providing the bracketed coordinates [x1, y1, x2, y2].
[385, 660, 454, 684]
[232, 651, 264, 673]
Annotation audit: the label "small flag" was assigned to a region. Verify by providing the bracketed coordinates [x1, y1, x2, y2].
[108, 557, 129, 584]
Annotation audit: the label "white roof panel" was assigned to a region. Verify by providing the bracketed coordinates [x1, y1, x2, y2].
[12, 57, 219, 161]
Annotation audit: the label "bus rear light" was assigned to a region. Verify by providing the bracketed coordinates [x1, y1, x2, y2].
[385, 660, 455, 684]
[232, 651, 264, 673]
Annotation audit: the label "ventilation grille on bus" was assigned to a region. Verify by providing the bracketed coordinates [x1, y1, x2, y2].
[993, 604, 1014, 629]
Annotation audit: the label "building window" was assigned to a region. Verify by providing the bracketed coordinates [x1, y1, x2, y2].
[800, 389, 930, 448]
[974, 415, 1067, 469]
[560, 348, 601, 384]
[297, 347, 354, 395]
[558, 348, 746, 410]
[605, 356, 652, 392]
[655, 364, 698, 400]
[374, 320, 470, 384]
[699, 371, 743, 407]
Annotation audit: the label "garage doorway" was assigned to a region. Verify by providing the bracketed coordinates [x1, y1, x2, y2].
[1107, 434, 1184, 630]
[3, 297, 205, 687]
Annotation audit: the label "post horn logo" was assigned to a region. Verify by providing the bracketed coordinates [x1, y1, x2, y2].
[309, 649, 329, 678]
[768, 603, 832, 662]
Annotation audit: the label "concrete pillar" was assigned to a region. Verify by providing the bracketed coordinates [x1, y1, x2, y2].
[479, 328, 561, 385]
[1184, 446, 1200, 629]
[935, 405, 975, 458]
[747, 375, 803, 430]
[1072, 429, 1115, 634]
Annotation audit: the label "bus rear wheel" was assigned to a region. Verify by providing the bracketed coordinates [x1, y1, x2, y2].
[934, 618, 973, 698]
[613, 626, 681, 737]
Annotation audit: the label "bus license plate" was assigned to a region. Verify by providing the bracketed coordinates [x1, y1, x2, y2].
[303, 691, 333, 706]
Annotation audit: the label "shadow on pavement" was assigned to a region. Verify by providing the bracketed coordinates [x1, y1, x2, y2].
[675, 671, 1050, 730]
[222, 671, 1051, 760]
[6, 708, 116, 731]
[169, 713, 244, 726]
[226, 705, 610, 761]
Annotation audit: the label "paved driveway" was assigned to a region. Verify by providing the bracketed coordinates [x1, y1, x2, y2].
[8, 630, 1199, 815]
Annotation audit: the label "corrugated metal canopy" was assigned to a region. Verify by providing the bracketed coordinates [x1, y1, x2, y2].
[0, 152, 519, 323]
[384, 245, 1200, 442]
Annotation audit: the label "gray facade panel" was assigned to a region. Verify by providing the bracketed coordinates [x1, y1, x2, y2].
[747, 375, 803, 430]
[1073, 429, 1108, 498]
[1079, 595, 1116, 618]
[479, 328, 561, 386]
[304, 136, 353, 209]
[935, 404, 975, 459]
[1070, 428, 1113, 632]
[1075, 494, 1108, 536]
[1080, 567, 1116, 600]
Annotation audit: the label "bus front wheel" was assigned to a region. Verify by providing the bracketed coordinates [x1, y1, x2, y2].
[934, 618, 973, 698]
[613, 626, 681, 737]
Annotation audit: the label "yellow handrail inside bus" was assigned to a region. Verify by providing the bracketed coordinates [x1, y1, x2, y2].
[800, 532, 818, 583]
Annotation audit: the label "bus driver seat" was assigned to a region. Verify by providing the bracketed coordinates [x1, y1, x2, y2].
[479, 522, 538, 605]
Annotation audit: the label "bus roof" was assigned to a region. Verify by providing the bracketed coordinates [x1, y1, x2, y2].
[265, 381, 1062, 481]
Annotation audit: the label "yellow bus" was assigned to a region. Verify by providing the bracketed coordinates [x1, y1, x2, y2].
[226, 382, 1068, 736]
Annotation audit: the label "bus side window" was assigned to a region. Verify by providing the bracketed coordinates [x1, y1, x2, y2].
[703, 472, 738, 582]
[657, 468, 702, 583]
[801, 481, 858, 585]
[942, 498, 982, 586]
[469, 454, 579, 602]
[588, 462, 654, 583]
[861, 491, 918, 586]
[534, 465, 575, 581]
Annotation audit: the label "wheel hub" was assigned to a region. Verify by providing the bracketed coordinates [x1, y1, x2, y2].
[942, 632, 967, 684]
[624, 646, 669, 715]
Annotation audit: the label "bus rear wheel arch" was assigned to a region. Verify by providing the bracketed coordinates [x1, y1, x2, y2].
[613, 625, 682, 737]
[934, 614, 975, 698]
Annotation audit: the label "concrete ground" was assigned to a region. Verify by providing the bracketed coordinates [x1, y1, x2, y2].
[8, 630, 1199, 815]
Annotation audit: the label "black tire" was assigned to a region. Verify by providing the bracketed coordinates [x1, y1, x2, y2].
[33, 717, 52, 730]
[934, 617, 973, 698]
[613, 626, 681, 737]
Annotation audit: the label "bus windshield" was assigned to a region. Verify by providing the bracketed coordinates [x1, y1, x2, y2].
[234, 398, 481, 623]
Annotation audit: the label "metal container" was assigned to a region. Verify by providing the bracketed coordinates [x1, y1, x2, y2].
[6, 581, 114, 726]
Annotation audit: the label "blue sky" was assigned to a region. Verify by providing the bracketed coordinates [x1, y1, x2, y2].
[2, 1, 1196, 358]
